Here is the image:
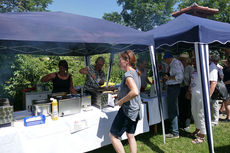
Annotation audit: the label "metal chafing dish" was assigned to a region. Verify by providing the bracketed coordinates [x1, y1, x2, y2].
[80, 87, 91, 108]
[0, 98, 13, 127]
[48, 93, 82, 117]
[90, 86, 118, 109]
[81, 93, 91, 108]
[57, 94, 81, 117]
[31, 99, 51, 116]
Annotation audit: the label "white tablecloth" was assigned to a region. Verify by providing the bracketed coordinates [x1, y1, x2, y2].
[0, 104, 149, 153]
[141, 95, 168, 126]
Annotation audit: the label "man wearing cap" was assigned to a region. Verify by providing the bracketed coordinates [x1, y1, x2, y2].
[163, 53, 184, 138]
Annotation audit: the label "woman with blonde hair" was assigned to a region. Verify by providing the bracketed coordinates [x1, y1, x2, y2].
[109, 50, 142, 153]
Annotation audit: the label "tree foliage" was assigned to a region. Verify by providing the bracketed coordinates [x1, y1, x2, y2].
[0, 0, 53, 12]
[103, 12, 124, 25]
[177, 0, 230, 23]
[0, 53, 124, 110]
[103, 0, 178, 31]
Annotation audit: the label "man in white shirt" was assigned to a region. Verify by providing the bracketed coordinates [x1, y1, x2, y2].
[163, 53, 184, 138]
[190, 58, 206, 144]
[209, 55, 219, 126]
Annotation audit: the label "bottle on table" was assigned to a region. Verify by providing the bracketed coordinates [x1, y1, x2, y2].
[50, 98, 58, 120]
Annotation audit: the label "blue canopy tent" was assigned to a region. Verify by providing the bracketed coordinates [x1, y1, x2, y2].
[147, 13, 230, 153]
[0, 12, 153, 56]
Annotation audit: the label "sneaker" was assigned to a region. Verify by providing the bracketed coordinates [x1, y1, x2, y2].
[166, 133, 179, 139]
[211, 121, 218, 127]
[211, 123, 217, 127]
[184, 126, 190, 132]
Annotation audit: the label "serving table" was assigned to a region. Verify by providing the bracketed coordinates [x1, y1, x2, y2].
[0, 104, 149, 153]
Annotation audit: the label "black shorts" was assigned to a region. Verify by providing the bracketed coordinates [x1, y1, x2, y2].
[110, 108, 138, 139]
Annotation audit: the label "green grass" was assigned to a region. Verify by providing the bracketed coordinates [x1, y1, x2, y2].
[88, 121, 230, 153]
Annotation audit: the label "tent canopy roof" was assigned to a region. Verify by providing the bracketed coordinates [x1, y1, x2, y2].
[148, 13, 230, 50]
[0, 12, 154, 56]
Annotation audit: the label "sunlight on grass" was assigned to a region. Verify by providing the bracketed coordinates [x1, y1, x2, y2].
[88, 122, 230, 153]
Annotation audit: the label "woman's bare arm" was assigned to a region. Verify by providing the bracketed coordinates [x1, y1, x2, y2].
[41, 73, 56, 82]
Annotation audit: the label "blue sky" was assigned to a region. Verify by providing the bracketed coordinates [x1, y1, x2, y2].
[48, 0, 122, 19]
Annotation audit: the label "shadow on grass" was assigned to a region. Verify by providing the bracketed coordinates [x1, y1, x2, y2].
[88, 126, 165, 153]
[87, 144, 116, 153]
[214, 145, 230, 153]
[136, 125, 165, 153]
[178, 128, 196, 139]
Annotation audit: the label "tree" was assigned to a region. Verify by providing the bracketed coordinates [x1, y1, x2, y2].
[0, 0, 53, 13]
[177, 0, 230, 23]
[103, 12, 124, 25]
[0, 0, 53, 110]
[103, 0, 178, 31]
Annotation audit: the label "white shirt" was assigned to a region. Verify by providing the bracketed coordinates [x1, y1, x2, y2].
[209, 62, 218, 82]
[190, 70, 201, 94]
[183, 65, 194, 86]
[166, 58, 184, 85]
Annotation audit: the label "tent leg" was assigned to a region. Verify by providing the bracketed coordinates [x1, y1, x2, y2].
[84, 56, 90, 66]
[106, 53, 114, 87]
[149, 45, 166, 144]
[194, 43, 214, 153]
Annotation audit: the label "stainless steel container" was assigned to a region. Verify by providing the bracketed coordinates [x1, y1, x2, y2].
[32, 103, 51, 116]
[81, 94, 91, 108]
[58, 97, 81, 117]
[32, 99, 51, 116]
[91, 91, 113, 109]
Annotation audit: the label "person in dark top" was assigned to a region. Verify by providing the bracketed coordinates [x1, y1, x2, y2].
[223, 57, 230, 93]
[41, 60, 77, 94]
[221, 57, 230, 121]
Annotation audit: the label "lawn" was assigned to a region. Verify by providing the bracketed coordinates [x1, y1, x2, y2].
[88, 121, 230, 153]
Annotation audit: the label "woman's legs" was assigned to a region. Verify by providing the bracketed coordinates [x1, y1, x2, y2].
[109, 133, 125, 153]
[127, 133, 137, 153]
[224, 100, 230, 119]
[109, 132, 137, 153]
[219, 102, 225, 112]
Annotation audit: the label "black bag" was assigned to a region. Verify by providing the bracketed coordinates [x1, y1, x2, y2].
[211, 79, 229, 101]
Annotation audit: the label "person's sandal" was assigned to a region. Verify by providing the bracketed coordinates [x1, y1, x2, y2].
[192, 137, 205, 144]
[189, 131, 199, 137]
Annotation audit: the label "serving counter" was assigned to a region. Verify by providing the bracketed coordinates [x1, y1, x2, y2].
[0, 104, 149, 153]
[141, 93, 168, 126]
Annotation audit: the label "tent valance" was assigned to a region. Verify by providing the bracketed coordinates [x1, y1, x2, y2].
[148, 14, 230, 49]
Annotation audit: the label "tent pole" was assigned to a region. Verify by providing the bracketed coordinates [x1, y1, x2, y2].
[149, 45, 166, 144]
[194, 43, 214, 153]
[84, 56, 90, 66]
[106, 53, 114, 87]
